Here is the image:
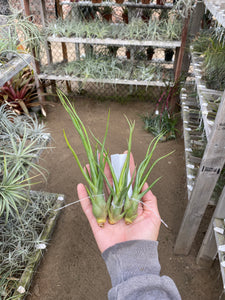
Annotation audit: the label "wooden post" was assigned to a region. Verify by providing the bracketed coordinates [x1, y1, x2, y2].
[39, 0, 57, 97]
[174, 92, 225, 255]
[22, 0, 45, 106]
[171, 2, 205, 112]
[55, 0, 72, 93]
[197, 186, 225, 266]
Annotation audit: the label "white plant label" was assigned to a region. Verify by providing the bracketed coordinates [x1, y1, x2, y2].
[36, 243, 47, 250]
[214, 227, 224, 235]
[218, 245, 225, 252]
[17, 286, 26, 294]
[111, 153, 132, 198]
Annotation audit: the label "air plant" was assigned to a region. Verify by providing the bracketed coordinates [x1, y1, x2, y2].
[58, 90, 172, 226]
[142, 82, 180, 140]
[0, 191, 57, 298]
[0, 128, 48, 181]
[0, 157, 31, 223]
[173, 0, 196, 18]
[124, 135, 172, 223]
[0, 11, 43, 61]
[58, 89, 109, 226]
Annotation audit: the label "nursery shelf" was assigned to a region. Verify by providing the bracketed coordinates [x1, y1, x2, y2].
[38, 73, 173, 87]
[213, 218, 225, 290]
[0, 53, 32, 87]
[60, 1, 174, 9]
[12, 191, 65, 299]
[47, 36, 181, 49]
[180, 85, 202, 200]
[191, 50, 223, 141]
[204, 0, 225, 28]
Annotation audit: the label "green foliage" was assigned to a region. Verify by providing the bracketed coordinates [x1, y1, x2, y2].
[0, 105, 48, 223]
[192, 28, 225, 90]
[0, 191, 57, 299]
[0, 67, 44, 115]
[0, 11, 43, 61]
[142, 110, 178, 141]
[45, 16, 182, 41]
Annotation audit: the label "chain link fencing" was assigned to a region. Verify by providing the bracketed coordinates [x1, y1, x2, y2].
[7, 0, 179, 102]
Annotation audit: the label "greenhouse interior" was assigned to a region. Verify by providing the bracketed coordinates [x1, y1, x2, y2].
[0, 0, 225, 299]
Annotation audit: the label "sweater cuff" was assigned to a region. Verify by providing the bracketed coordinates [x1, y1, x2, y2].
[102, 240, 161, 287]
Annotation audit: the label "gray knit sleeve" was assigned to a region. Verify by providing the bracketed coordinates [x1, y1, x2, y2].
[102, 240, 181, 300]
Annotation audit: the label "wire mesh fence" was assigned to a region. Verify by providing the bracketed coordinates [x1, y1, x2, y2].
[5, 0, 181, 101]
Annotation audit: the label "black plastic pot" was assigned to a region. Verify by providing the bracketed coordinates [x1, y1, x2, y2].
[165, 49, 174, 62]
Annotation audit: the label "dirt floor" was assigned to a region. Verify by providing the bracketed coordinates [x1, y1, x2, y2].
[27, 96, 222, 300]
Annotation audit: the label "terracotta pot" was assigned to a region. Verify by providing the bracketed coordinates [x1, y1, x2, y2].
[156, 0, 165, 4]
[141, 15, 150, 23]
[126, 50, 130, 59]
[122, 13, 128, 24]
[102, 13, 112, 22]
[142, 0, 150, 4]
[116, 0, 124, 3]
[92, 0, 102, 3]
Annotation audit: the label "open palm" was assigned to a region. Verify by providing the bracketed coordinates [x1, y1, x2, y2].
[77, 153, 161, 253]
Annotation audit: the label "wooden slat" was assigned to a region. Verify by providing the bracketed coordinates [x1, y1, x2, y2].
[47, 36, 181, 48]
[213, 218, 225, 290]
[174, 91, 225, 255]
[197, 186, 225, 266]
[204, 0, 225, 28]
[38, 73, 173, 87]
[60, 1, 174, 9]
[191, 50, 223, 140]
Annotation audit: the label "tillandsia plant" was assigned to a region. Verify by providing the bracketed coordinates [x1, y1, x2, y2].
[57, 89, 109, 227]
[58, 90, 172, 226]
[0, 11, 43, 62]
[142, 81, 180, 140]
[0, 157, 32, 223]
[124, 135, 172, 224]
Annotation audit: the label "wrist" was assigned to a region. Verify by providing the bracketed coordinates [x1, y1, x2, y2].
[102, 240, 160, 287]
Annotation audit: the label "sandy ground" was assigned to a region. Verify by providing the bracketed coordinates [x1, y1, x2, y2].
[27, 97, 222, 300]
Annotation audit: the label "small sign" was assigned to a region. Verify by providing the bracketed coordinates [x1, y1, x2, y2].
[201, 166, 221, 175]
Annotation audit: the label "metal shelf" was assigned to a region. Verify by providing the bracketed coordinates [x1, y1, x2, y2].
[204, 0, 225, 28]
[60, 1, 174, 9]
[38, 73, 172, 87]
[47, 36, 181, 49]
[191, 50, 223, 141]
[0, 53, 32, 87]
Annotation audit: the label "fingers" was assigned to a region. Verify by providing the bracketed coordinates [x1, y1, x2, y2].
[141, 182, 160, 218]
[77, 183, 99, 230]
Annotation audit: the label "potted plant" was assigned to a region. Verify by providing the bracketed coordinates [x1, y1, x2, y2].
[146, 46, 155, 60]
[164, 48, 174, 61]
[100, 6, 113, 22]
[122, 8, 128, 24]
[92, 0, 102, 4]
[141, 8, 152, 23]
[157, 0, 165, 4]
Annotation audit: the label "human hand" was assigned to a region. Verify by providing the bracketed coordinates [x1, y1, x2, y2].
[77, 153, 161, 253]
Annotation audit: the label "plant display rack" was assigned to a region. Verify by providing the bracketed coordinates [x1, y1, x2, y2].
[12, 191, 64, 299]
[0, 53, 32, 87]
[175, 0, 225, 283]
[30, 0, 185, 93]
